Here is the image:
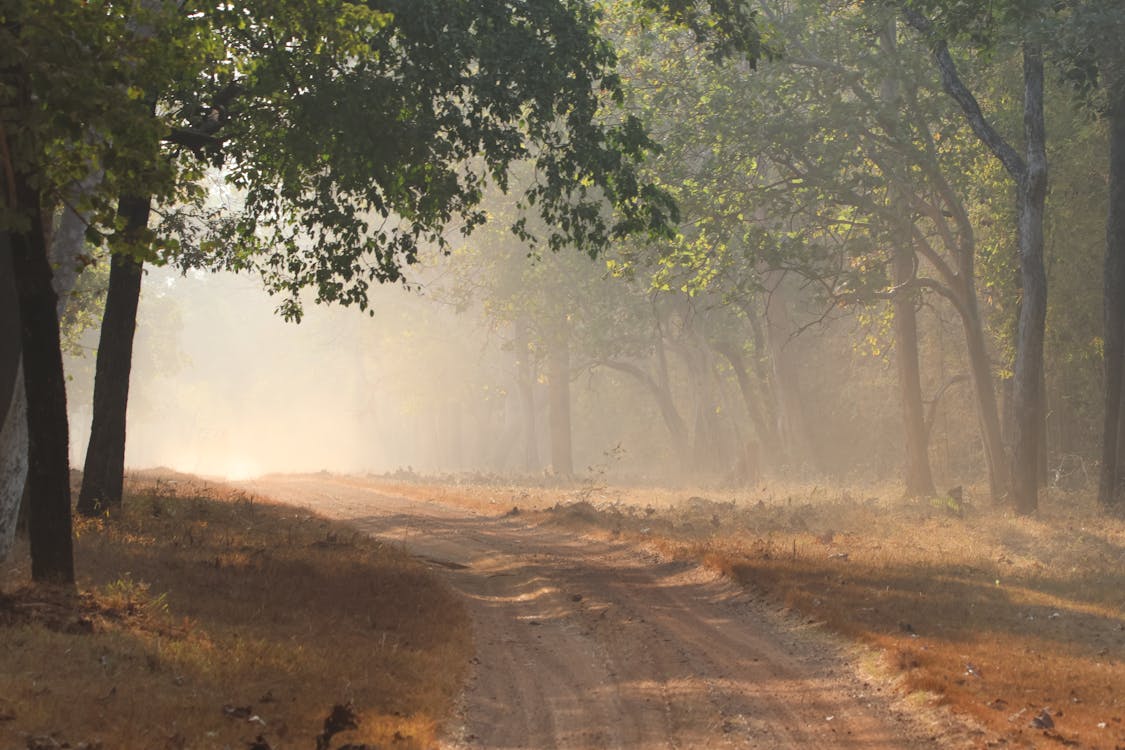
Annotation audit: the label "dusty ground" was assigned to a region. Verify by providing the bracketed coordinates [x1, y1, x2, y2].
[242, 474, 983, 749]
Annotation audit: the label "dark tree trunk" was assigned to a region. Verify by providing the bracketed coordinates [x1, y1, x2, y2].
[77, 195, 150, 516]
[1, 231, 28, 561]
[7, 173, 75, 584]
[1008, 45, 1048, 516]
[893, 250, 936, 498]
[1100, 87, 1125, 511]
[546, 326, 572, 477]
[901, 8, 1040, 506]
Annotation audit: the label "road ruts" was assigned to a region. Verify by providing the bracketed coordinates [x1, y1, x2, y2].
[242, 475, 967, 750]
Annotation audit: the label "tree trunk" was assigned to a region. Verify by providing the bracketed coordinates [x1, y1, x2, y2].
[1008, 44, 1048, 515]
[546, 324, 573, 477]
[77, 195, 150, 516]
[7, 172, 76, 584]
[732, 297, 781, 459]
[893, 254, 937, 497]
[900, 7, 1039, 506]
[881, 18, 935, 498]
[514, 320, 540, 472]
[763, 274, 817, 471]
[673, 331, 725, 475]
[1038, 369, 1048, 487]
[960, 290, 1010, 501]
[714, 341, 777, 462]
[0, 237, 27, 562]
[1100, 85, 1125, 511]
[598, 358, 692, 472]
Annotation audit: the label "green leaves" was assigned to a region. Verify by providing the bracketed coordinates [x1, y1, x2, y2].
[185, 0, 682, 315]
[5, 0, 690, 317]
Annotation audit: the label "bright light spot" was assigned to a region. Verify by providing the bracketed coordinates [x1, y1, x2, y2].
[221, 459, 262, 481]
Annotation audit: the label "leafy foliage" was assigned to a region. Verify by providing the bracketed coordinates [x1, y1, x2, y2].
[159, 0, 684, 320]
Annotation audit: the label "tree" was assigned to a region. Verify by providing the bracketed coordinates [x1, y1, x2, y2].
[899, 2, 1049, 514]
[1, 1, 185, 581]
[1053, 2, 1125, 512]
[610, 0, 1023, 492]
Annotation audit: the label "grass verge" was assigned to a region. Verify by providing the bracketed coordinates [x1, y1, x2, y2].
[374, 475, 1125, 750]
[0, 473, 471, 750]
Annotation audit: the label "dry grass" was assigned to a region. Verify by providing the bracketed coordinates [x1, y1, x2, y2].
[375, 475, 1125, 749]
[0, 473, 472, 750]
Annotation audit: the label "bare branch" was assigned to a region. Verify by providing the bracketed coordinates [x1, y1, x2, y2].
[899, 6, 1026, 181]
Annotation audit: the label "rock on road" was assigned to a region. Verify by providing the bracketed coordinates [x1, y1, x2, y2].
[243, 474, 963, 750]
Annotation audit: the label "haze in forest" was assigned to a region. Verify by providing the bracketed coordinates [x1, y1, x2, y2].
[32, 0, 1113, 508]
[62, 239, 988, 489]
[65, 266, 481, 480]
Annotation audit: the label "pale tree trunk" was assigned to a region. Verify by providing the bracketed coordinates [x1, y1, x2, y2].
[546, 321, 573, 477]
[653, 335, 690, 462]
[673, 329, 725, 475]
[514, 319, 540, 472]
[598, 357, 692, 473]
[882, 22, 936, 497]
[763, 273, 817, 471]
[731, 298, 782, 469]
[713, 341, 777, 464]
[960, 289, 1010, 501]
[51, 168, 103, 318]
[0, 238, 27, 562]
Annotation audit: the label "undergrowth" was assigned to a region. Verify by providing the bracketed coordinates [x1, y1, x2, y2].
[0, 474, 471, 750]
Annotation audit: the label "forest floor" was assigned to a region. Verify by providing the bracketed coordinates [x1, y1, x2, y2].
[337, 472, 1125, 750]
[0, 472, 471, 750]
[1, 472, 1121, 749]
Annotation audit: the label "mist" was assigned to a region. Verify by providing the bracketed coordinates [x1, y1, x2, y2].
[63, 254, 676, 482]
[61, 240, 974, 489]
[67, 267, 462, 479]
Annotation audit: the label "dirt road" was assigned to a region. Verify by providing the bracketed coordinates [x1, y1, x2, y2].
[244, 475, 959, 749]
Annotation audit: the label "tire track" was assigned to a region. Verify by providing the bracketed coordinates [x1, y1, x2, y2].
[243, 475, 965, 749]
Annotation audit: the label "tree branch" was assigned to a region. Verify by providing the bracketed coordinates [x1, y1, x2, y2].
[900, 6, 1026, 181]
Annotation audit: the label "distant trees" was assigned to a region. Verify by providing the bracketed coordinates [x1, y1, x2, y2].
[591, 0, 1117, 508]
[425, 0, 1118, 510]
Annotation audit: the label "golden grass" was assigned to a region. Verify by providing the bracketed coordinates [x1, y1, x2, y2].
[374, 475, 1125, 749]
[0, 474, 472, 750]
